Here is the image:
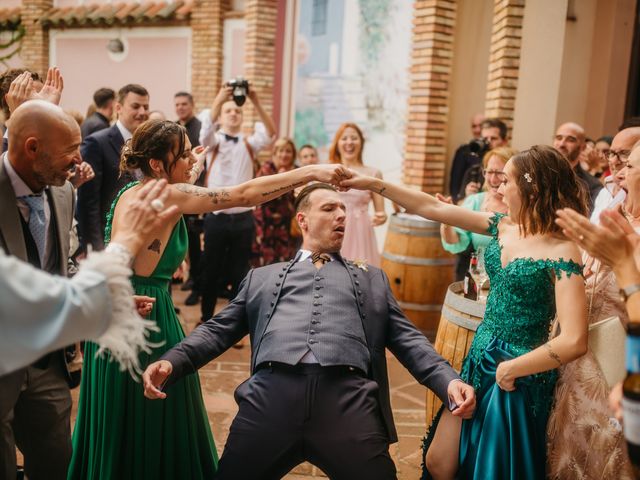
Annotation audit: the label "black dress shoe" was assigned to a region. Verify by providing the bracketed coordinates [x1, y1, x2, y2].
[185, 290, 200, 306]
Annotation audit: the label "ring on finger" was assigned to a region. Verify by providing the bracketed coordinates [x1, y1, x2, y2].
[578, 234, 585, 241]
[150, 199, 165, 212]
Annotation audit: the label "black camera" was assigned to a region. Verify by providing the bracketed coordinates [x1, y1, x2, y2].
[468, 137, 490, 157]
[227, 77, 250, 106]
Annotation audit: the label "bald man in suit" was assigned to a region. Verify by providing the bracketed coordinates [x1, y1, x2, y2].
[0, 100, 81, 479]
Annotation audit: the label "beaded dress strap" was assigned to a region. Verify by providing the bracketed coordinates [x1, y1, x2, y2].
[486, 212, 506, 238]
[544, 258, 584, 280]
[104, 181, 140, 245]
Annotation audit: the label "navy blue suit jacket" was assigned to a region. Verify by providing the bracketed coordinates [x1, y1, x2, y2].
[76, 125, 134, 250]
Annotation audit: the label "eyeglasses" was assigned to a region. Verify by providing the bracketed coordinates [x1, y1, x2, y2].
[482, 169, 505, 177]
[606, 150, 631, 164]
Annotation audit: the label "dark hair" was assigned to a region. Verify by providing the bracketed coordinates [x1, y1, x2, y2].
[174, 91, 194, 103]
[329, 123, 365, 164]
[510, 145, 589, 236]
[0, 68, 42, 119]
[299, 144, 317, 152]
[294, 183, 338, 212]
[93, 88, 115, 108]
[120, 120, 186, 178]
[619, 117, 640, 131]
[481, 118, 508, 140]
[117, 84, 149, 104]
[595, 135, 613, 145]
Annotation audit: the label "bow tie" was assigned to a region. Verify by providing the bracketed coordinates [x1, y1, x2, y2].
[311, 252, 331, 267]
[223, 133, 239, 143]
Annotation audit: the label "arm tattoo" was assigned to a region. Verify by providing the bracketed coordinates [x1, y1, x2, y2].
[147, 239, 161, 254]
[378, 186, 386, 195]
[544, 343, 563, 366]
[261, 181, 304, 197]
[175, 184, 231, 205]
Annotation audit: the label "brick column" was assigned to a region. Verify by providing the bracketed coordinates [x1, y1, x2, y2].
[21, 0, 52, 75]
[484, 0, 525, 131]
[243, 0, 277, 135]
[191, 0, 226, 112]
[403, 0, 457, 193]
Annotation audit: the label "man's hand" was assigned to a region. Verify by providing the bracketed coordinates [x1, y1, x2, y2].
[133, 295, 155, 316]
[68, 162, 95, 188]
[188, 146, 209, 184]
[6, 72, 35, 115]
[447, 380, 475, 419]
[142, 360, 173, 399]
[34, 67, 63, 105]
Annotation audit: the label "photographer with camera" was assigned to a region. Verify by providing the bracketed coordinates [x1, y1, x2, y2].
[196, 79, 276, 323]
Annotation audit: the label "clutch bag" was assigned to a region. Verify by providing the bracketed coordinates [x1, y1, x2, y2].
[588, 315, 626, 388]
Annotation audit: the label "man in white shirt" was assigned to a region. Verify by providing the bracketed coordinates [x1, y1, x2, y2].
[77, 84, 150, 251]
[197, 83, 275, 321]
[590, 127, 640, 223]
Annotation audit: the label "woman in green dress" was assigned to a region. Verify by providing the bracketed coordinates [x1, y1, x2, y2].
[342, 145, 590, 480]
[68, 120, 349, 480]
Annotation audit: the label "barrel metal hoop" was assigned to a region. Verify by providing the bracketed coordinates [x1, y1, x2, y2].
[382, 252, 456, 266]
[388, 225, 440, 237]
[397, 301, 442, 312]
[444, 283, 487, 318]
[440, 304, 481, 331]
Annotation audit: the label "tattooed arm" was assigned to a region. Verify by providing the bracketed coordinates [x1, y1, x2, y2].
[167, 164, 351, 215]
[495, 242, 588, 391]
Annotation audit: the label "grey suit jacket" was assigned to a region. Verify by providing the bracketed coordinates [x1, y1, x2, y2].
[162, 256, 460, 443]
[0, 157, 74, 274]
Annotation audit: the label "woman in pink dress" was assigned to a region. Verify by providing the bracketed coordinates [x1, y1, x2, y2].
[329, 123, 386, 266]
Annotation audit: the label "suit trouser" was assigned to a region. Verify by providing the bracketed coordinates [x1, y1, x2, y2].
[0, 356, 72, 480]
[200, 211, 255, 320]
[185, 214, 203, 291]
[215, 363, 397, 480]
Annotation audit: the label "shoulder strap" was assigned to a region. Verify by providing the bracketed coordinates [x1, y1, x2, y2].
[104, 180, 140, 245]
[244, 138, 259, 176]
[203, 144, 220, 188]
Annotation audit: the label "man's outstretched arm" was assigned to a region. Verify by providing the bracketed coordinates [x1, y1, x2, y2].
[143, 272, 252, 399]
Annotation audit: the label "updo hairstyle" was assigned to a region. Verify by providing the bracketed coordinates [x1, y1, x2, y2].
[120, 119, 187, 177]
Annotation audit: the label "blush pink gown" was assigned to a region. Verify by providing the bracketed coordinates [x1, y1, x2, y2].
[339, 188, 381, 267]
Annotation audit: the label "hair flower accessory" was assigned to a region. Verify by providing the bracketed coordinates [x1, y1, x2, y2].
[524, 173, 533, 183]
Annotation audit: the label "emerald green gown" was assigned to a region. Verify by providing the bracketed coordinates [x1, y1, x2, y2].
[68, 183, 218, 479]
[422, 213, 583, 480]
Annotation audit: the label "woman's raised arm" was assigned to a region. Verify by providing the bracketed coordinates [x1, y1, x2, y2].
[167, 164, 349, 215]
[341, 172, 493, 234]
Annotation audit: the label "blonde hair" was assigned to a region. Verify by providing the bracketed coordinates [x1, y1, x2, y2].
[273, 137, 296, 159]
[482, 146, 518, 168]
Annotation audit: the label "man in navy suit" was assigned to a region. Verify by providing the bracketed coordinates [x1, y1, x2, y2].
[76, 84, 149, 251]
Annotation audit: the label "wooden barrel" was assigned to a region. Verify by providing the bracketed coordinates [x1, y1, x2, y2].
[381, 213, 455, 337]
[425, 282, 485, 425]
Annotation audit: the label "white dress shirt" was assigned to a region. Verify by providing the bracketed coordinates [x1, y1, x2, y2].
[115, 120, 133, 143]
[198, 109, 272, 214]
[590, 175, 626, 224]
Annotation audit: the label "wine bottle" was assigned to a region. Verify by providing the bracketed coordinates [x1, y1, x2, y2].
[623, 324, 640, 474]
[464, 255, 478, 301]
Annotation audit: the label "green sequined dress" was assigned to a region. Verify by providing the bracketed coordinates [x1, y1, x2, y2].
[68, 183, 218, 480]
[422, 213, 583, 480]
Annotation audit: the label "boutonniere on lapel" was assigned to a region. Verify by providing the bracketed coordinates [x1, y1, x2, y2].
[352, 259, 369, 272]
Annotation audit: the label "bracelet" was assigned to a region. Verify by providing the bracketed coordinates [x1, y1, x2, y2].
[105, 242, 134, 267]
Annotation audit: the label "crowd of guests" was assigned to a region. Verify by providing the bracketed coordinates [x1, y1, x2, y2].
[1, 61, 640, 480]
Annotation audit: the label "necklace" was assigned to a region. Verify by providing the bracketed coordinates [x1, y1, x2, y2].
[621, 204, 640, 225]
